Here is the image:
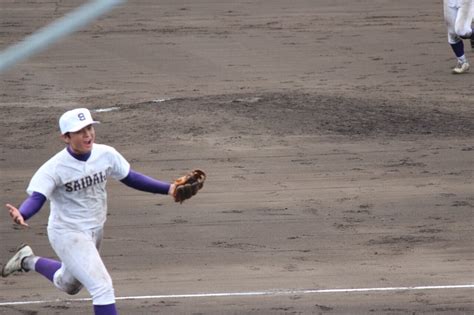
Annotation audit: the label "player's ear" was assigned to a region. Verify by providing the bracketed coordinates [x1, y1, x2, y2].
[60, 133, 71, 144]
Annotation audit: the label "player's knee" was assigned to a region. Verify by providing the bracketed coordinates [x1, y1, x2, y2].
[53, 271, 83, 295]
[58, 281, 82, 295]
[64, 284, 82, 295]
[455, 27, 472, 39]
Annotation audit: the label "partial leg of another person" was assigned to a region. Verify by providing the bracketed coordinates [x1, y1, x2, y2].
[455, 0, 474, 48]
[444, 2, 470, 73]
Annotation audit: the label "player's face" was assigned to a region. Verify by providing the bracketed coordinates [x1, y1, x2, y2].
[66, 125, 96, 154]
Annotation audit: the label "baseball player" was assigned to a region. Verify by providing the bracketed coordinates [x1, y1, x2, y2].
[444, 0, 474, 74]
[2, 108, 205, 315]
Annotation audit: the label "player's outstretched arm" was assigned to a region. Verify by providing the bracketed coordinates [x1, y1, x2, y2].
[120, 169, 206, 203]
[5, 204, 28, 227]
[120, 169, 171, 194]
[5, 192, 47, 227]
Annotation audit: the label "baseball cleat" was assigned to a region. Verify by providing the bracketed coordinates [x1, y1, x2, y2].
[452, 61, 470, 74]
[1, 244, 34, 277]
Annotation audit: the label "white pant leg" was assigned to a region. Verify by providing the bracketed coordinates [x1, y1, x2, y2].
[48, 227, 115, 305]
[445, 1, 462, 43]
[455, 0, 474, 37]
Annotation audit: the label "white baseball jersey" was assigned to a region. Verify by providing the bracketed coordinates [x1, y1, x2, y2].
[27, 143, 130, 230]
[444, 0, 474, 43]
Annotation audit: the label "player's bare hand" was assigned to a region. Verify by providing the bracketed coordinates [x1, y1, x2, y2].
[6, 204, 28, 227]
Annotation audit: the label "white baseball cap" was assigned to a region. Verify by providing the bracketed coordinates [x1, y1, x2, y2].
[59, 108, 100, 135]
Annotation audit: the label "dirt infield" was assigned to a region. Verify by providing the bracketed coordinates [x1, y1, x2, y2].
[1, 1, 473, 314]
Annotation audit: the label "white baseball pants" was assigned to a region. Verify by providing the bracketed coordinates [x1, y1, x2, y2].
[48, 226, 115, 305]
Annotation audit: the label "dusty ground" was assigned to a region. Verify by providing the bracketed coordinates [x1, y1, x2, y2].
[1, 0, 473, 314]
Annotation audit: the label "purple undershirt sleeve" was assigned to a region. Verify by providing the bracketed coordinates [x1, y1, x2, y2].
[120, 169, 171, 195]
[19, 192, 47, 220]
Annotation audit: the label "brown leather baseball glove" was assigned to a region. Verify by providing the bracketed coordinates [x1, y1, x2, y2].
[172, 169, 206, 203]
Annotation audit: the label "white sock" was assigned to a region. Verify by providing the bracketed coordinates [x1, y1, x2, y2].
[22, 256, 39, 271]
[458, 55, 467, 63]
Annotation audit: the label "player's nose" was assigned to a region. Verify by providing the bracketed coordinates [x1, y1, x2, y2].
[82, 128, 93, 138]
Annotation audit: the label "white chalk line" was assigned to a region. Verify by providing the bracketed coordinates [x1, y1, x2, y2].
[0, 284, 473, 306]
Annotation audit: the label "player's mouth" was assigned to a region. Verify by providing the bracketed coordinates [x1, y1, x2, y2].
[84, 139, 93, 147]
